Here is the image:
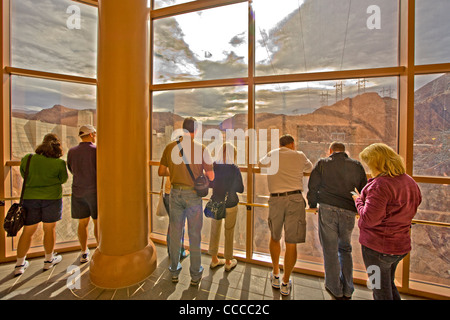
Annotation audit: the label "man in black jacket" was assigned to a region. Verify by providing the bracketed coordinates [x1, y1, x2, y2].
[307, 142, 367, 300]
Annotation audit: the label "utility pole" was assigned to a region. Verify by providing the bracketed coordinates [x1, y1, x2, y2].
[334, 81, 344, 103]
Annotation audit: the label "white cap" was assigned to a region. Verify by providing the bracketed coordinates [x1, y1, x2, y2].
[79, 124, 96, 137]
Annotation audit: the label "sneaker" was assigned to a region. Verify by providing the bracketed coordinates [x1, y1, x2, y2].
[190, 278, 201, 286]
[171, 275, 179, 283]
[224, 259, 237, 272]
[270, 272, 280, 289]
[14, 260, 29, 277]
[280, 280, 292, 296]
[80, 251, 90, 263]
[43, 254, 62, 271]
[210, 258, 225, 269]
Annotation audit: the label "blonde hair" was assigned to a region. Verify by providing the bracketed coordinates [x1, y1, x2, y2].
[359, 143, 405, 177]
[216, 142, 237, 164]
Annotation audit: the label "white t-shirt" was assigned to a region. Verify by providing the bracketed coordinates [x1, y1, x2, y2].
[259, 147, 313, 194]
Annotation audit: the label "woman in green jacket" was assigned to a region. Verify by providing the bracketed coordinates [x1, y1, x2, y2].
[14, 133, 68, 276]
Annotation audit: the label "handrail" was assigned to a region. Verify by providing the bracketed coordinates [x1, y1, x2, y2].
[147, 190, 450, 228]
[3, 192, 447, 228]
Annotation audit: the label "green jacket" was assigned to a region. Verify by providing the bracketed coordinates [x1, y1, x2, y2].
[20, 153, 68, 200]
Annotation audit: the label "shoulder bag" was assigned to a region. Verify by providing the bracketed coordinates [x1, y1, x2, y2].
[176, 139, 209, 197]
[204, 192, 228, 220]
[3, 154, 33, 237]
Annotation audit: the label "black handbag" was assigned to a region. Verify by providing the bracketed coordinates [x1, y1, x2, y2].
[204, 193, 228, 220]
[3, 154, 32, 237]
[177, 140, 209, 197]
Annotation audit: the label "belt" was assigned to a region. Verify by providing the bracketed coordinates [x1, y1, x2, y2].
[270, 190, 302, 197]
[172, 184, 195, 190]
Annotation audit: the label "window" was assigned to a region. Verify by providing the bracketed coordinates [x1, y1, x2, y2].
[414, 74, 449, 177]
[415, 0, 450, 65]
[254, 0, 398, 76]
[11, 0, 98, 78]
[148, 0, 450, 298]
[6, 0, 98, 253]
[153, 2, 248, 84]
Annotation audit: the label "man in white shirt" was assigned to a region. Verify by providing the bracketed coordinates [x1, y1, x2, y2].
[259, 134, 313, 296]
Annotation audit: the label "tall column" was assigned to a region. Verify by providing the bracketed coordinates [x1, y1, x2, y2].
[90, 0, 156, 289]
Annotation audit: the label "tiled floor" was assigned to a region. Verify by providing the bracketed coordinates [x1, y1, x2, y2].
[0, 243, 425, 301]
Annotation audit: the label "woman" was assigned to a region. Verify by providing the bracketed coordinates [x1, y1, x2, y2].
[208, 142, 244, 271]
[14, 133, 69, 276]
[352, 143, 421, 300]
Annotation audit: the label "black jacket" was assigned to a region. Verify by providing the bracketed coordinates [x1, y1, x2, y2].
[210, 163, 244, 208]
[307, 152, 367, 212]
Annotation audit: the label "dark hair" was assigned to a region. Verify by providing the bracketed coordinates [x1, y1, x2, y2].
[330, 142, 346, 152]
[279, 134, 294, 147]
[35, 133, 64, 158]
[182, 117, 197, 133]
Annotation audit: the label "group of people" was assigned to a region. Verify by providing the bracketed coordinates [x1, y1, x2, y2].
[13, 125, 98, 277]
[159, 117, 422, 300]
[12, 116, 422, 301]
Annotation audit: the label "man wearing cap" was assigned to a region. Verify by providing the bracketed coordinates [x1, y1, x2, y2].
[67, 124, 98, 263]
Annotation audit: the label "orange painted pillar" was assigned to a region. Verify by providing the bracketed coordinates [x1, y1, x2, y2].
[90, 0, 156, 288]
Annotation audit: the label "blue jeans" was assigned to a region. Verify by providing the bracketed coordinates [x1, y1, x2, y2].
[318, 203, 356, 298]
[164, 193, 188, 258]
[362, 245, 407, 300]
[168, 189, 203, 281]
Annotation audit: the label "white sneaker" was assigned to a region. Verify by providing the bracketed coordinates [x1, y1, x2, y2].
[43, 254, 62, 270]
[80, 251, 90, 263]
[280, 279, 292, 296]
[270, 272, 280, 289]
[14, 260, 29, 277]
[225, 259, 237, 272]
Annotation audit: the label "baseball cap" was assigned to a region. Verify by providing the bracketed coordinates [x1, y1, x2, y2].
[79, 124, 96, 137]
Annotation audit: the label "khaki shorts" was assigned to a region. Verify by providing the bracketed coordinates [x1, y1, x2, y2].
[268, 193, 307, 243]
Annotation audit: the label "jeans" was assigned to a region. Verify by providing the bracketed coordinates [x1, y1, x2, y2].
[362, 245, 407, 300]
[318, 203, 356, 298]
[168, 189, 203, 281]
[164, 193, 188, 258]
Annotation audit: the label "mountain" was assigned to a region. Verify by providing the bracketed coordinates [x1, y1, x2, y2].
[12, 104, 97, 127]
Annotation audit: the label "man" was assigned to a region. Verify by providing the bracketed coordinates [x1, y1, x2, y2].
[307, 142, 367, 300]
[259, 134, 313, 296]
[158, 117, 214, 286]
[67, 124, 98, 263]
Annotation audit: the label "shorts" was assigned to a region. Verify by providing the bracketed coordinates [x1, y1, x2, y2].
[268, 193, 306, 243]
[22, 199, 63, 226]
[71, 193, 98, 219]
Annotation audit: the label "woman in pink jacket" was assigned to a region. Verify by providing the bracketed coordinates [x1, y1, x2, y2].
[352, 143, 422, 300]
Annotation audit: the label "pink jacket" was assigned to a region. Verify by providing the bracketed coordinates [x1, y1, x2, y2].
[355, 174, 422, 255]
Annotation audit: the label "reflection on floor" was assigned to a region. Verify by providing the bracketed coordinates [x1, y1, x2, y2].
[0, 243, 425, 300]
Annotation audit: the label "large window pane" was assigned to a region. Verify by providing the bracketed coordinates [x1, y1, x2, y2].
[11, 0, 98, 78]
[11, 76, 97, 161]
[415, 0, 450, 65]
[414, 74, 449, 177]
[253, 77, 398, 266]
[151, 86, 248, 161]
[9, 75, 96, 249]
[410, 183, 450, 291]
[151, 86, 248, 251]
[254, 0, 398, 76]
[255, 77, 398, 166]
[153, 3, 248, 84]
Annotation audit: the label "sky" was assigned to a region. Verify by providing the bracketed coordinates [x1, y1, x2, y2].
[10, 0, 450, 118]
